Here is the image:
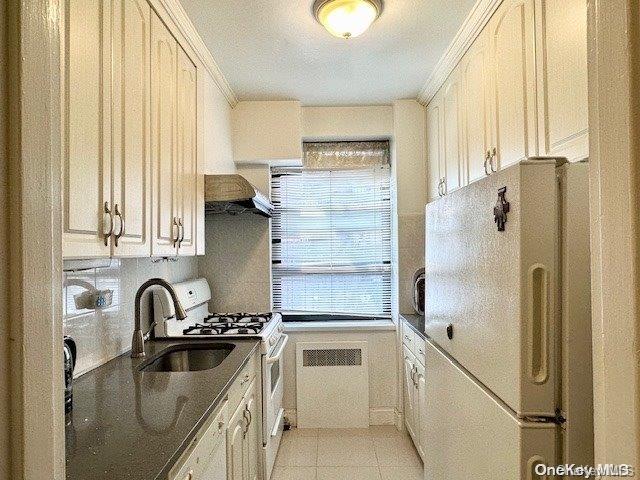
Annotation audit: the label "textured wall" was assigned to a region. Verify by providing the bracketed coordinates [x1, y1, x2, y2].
[63, 258, 198, 375]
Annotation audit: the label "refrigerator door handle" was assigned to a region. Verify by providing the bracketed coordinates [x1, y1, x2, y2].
[528, 264, 550, 385]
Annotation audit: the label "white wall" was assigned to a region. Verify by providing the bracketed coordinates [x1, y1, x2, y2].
[282, 330, 399, 426]
[201, 71, 235, 174]
[393, 100, 427, 314]
[302, 105, 394, 140]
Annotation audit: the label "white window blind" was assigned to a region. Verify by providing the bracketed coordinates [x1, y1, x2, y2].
[271, 163, 392, 317]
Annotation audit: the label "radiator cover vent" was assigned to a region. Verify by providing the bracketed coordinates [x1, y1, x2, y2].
[303, 348, 362, 367]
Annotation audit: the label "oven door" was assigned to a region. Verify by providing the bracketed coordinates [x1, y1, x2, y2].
[262, 333, 288, 479]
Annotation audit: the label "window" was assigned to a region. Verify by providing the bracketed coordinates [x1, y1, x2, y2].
[271, 142, 392, 318]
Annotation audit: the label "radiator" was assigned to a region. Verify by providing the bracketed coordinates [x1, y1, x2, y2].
[296, 341, 369, 429]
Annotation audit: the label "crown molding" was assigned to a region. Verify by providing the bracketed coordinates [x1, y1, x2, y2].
[156, 0, 238, 107]
[417, 0, 503, 106]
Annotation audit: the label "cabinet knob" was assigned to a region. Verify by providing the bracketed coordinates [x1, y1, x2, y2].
[446, 323, 454, 340]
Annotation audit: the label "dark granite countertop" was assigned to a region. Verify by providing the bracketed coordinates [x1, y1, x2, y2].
[400, 313, 426, 339]
[65, 338, 260, 480]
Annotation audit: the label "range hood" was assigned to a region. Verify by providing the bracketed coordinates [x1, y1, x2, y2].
[204, 174, 274, 218]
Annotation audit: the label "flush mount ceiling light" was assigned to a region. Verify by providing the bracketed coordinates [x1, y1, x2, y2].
[313, 0, 384, 39]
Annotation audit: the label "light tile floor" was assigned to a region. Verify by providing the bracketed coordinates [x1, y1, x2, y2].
[272, 426, 423, 480]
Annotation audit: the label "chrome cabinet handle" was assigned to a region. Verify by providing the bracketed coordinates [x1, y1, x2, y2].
[441, 177, 447, 196]
[490, 147, 497, 172]
[103, 201, 114, 246]
[404, 334, 411, 342]
[179, 218, 185, 247]
[172, 217, 179, 247]
[240, 373, 251, 386]
[218, 420, 225, 434]
[243, 405, 252, 437]
[113, 204, 124, 247]
[182, 469, 193, 480]
[484, 150, 491, 176]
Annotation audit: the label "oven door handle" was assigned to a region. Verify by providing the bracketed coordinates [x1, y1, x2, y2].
[266, 334, 289, 364]
[271, 408, 285, 438]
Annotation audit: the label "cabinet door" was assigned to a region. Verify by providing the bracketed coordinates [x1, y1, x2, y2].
[244, 380, 259, 480]
[403, 347, 416, 439]
[176, 46, 198, 256]
[199, 437, 227, 480]
[111, 0, 152, 257]
[62, 0, 112, 258]
[426, 94, 443, 202]
[442, 73, 463, 194]
[535, 0, 588, 161]
[151, 13, 179, 257]
[462, 30, 492, 184]
[415, 362, 427, 461]
[227, 400, 246, 480]
[488, 0, 537, 169]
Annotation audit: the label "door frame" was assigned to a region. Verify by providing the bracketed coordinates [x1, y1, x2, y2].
[5, 0, 640, 476]
[7, 0, 65, 478]
[587, 0, 640, 465]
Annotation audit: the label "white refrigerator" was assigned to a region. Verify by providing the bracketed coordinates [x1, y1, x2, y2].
[423, 158, 594, 479]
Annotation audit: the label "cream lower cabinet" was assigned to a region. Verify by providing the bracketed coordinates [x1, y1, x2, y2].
[227, 378, 259, 480]
[403, 343, 426, 462]
[403, 346, 418, 440]
[63, 0, 202, 260]
[169, 401, 228, 480]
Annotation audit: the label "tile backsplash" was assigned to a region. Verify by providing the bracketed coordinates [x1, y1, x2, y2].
[63, 257, 198, 376]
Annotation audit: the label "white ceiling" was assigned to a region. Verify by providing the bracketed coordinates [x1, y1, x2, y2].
[179, 0, 477, 106]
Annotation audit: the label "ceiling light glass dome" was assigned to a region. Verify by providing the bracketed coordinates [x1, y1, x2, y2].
[313, 0, 383, 39]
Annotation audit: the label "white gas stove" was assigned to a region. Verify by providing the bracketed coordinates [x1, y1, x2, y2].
[152, 278, 284, 355]
[151, 278, 286, 480]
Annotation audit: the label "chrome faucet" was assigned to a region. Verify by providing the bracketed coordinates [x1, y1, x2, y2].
[131, 278, 187, 358]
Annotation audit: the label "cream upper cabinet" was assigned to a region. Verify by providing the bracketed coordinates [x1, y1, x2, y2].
[442, 72, 464, 195]
[426, 93, 444, 202]
[111, 0, 152, 257]
[62, 0, 112, 258]
[176, 46, 198, 257]
[488, 0, 538, 170]
[151, 14, 179, 257]
[535, 0, 588, 161]
[461, 29, 492, 184]
[63, 1, 204, 259]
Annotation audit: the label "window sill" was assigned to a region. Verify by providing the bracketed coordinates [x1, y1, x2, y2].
[283, 319, 396, 333]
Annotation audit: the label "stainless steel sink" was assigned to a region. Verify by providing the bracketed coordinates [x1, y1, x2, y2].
[139, 344, 235, 372]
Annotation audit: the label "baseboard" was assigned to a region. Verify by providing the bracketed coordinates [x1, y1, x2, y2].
[285, 408, 399, 428]
[369, 407, 397, 426]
